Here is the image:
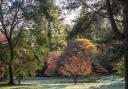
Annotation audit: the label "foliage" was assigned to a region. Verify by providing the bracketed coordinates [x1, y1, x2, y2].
[58, 39, 96, 80]
[45, 51, 61, 76]
[114, 60, 125, 76]
[62, 39, 96, 58]
[59, 56, 92, 84]
[13, 31, 49, 77]
[31, 2, 67, 76]
[0, 61, 4, 78]
[0, 0, 39, 84]
[33, 6, 66, 51]
[62, 0, 124, 74]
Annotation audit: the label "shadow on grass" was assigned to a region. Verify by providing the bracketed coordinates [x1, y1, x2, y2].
[0, 81, 73, 89]
[0, 83, 33, 89]
[0, 83, 67, 89]
[19, 77, 95, 85]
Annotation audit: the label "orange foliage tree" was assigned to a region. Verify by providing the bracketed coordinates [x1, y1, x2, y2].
[60, 56, 92, 84]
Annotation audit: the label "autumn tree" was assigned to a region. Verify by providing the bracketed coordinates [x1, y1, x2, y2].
[0, 0, 38, 84]
[58, 39, 96, 83]
[60, 56, 92, 84]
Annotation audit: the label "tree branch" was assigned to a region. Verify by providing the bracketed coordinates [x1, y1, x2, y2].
[13, 21, 25, 48]
[0, 3, 9, 40]
[10, 6, 20, 39]
[106, 0, 124, 39]
[80, 0, 123, 23]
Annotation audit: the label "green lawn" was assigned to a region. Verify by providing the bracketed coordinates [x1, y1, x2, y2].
[0, 75, 124, 89]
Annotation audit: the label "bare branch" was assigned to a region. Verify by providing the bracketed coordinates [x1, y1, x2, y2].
[10, 5, 20, 39]
[80, 0, 123, 23]
[0, 4, 9, 40]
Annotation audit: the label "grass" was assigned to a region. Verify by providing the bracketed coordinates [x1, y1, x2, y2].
[0, 75, 124, 89]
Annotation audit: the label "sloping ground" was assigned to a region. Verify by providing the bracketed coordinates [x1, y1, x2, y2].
[0, 75, 124, 89]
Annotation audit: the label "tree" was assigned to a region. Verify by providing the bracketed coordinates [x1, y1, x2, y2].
[34, 0, 67, 51]
[13, 31, 43, 84]
[58, 39, 96, 83]
[60, 56, 92, 84]
[0, 0, 38, 84]
[107, 1, 128, 88]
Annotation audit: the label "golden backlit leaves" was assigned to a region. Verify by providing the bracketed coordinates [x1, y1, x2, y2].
[62, 38, 97, 58]
[73, 39, 97, 53]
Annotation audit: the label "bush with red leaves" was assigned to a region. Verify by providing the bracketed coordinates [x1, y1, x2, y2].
[45, 51, 60, 76]
[59, 56, 92, 84]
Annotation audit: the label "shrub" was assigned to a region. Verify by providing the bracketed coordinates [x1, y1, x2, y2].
[114, 60, 125, 76]
[45, 51, 61, 76]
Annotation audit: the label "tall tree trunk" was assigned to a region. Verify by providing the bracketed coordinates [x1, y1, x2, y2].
[8, 47, 14, 84]
[106, 0, 128, 88]
[123, 2, 128, 89]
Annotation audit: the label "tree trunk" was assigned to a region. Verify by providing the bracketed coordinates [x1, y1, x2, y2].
[123, 2, 128, 89]
[18, 74, 21, 85]
[74, 76, 77, 85]
[48, 21, 52, 51]
[8, 63, 14, 84]
[106, 0, 128, 88]
[8, 47, 14, 85]
[124, 36, 128, 89]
